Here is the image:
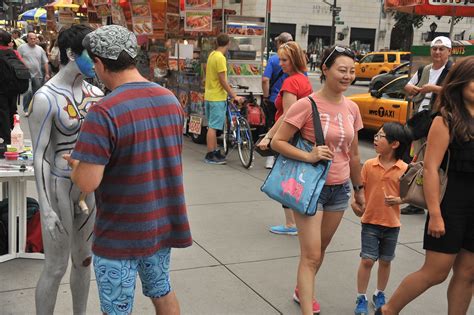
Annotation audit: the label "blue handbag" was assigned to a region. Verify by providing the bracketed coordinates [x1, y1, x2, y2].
[260, 96, 331, 216]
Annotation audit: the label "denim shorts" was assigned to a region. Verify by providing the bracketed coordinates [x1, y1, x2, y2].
[93, 248, 172, 315]
[316, 181, 352, 211]
[360, 223, 400, 262]
[205, 100, 227, 130]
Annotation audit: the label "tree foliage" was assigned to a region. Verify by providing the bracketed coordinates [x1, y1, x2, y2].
[393, 12, 427, 30]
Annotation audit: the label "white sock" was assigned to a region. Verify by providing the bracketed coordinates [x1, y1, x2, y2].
[357, 293, 367, 300]
[374, 289, 383, 296]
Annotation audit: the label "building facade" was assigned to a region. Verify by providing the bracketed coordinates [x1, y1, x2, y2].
[228, 0, 474, 53]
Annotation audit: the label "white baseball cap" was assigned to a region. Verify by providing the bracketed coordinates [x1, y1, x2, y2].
[431, 36, 452, 49]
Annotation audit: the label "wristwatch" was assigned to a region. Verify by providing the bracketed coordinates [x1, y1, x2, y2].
[353, 184, 364, 192]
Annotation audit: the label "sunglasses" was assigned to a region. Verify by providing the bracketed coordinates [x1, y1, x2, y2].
[322, 46, 355, 66]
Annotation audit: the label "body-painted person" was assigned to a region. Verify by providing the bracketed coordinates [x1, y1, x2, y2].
[27, 24, 103, 315]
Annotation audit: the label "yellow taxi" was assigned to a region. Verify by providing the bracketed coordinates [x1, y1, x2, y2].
[348, 75, 409, 131]
[354, 51, 410, 83]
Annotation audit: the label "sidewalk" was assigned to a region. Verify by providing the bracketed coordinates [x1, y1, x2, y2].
[0, 137, 467, 314]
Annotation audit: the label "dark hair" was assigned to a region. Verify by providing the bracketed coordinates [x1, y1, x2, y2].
[216, 33, 230, 47]
[58, 24, 93, 65]
[87, 49, 136, 73]
[12, 29, 21, 36]
[319, 45, 355, 82]
[0, 30, 11, 46]
[380, 122, 411, 160]
[435, 56, 474, 143]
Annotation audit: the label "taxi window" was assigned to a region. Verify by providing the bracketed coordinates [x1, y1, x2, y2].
[387, 54, 396, 62]
[380, 77, 409, 99]
[360, 55, 374, 63]
[371, 54, 385, 63]
[400, 54, 411, 62]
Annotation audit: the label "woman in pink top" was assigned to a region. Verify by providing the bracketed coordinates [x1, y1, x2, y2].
[272, 46, 365, 315]
[257, 41, 313, 236]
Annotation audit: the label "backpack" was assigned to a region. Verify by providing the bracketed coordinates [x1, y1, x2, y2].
[0, 50, 31, 96]
[0, 197, 43, 254]
[246, 103, 266, 127]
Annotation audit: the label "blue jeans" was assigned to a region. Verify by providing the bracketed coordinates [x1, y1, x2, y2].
[23, 77, 43, 112]
[360, 223, 400, 262]
[316, 181, 352, 211]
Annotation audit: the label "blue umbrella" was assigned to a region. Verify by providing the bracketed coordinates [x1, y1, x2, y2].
[18, 8, 47, 23]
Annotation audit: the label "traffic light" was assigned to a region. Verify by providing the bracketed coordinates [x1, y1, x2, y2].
[337, 32, 345, 41]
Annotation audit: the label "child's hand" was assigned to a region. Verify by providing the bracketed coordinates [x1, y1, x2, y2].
[384, 195, 402, 206]
[351, 199, 364, 217]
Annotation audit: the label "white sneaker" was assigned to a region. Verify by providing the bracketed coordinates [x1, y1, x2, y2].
[265, 156, 275, 169]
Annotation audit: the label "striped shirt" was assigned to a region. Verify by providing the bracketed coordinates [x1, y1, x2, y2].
[72, 81, 192, 259]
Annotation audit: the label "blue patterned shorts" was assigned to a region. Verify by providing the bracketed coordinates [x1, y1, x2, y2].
[93, 248, 172, 315]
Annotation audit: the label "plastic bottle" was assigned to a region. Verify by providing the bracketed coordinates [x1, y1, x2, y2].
[11, 114, 24, 152]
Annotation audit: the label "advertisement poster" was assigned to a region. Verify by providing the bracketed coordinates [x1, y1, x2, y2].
[111, 4, 127, 26]
[130, 0, 153, 35]
[185, 0, 212, 10]
[227, 23, 264, 36]
[167, 0, 180, 14]
[184, 10, 212, 32]
[95, 4, 111, 17]
[166, 13, 180, 34]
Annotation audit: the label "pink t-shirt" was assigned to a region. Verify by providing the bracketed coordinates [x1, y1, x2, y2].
[284, 93, 363, 185]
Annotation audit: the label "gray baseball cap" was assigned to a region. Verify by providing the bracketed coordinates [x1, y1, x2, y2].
[275, 32, 293, 43]
[83, 25, 138, 60]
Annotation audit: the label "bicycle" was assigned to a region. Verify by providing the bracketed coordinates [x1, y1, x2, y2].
[222, 85, 254, 169]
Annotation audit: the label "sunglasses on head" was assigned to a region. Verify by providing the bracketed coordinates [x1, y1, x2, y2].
[322, 46, 355, 66]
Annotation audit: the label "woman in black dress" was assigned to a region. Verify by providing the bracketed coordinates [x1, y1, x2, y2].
[378, 56, 474, 314]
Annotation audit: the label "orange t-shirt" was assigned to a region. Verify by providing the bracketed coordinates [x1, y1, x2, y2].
[284, 93, 363, 185]
[361, 156, 408, 228]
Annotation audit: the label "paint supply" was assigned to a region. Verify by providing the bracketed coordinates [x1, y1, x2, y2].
[4, 151, 19, 161]
[10, 114, 24, 152]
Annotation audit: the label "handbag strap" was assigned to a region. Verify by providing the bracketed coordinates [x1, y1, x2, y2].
[307, 96, 325, 146]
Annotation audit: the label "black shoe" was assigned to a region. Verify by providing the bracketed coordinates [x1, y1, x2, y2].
[401, 205, 425, 215]
[204, 151, 226, 165]
[214, 149, 227, 161]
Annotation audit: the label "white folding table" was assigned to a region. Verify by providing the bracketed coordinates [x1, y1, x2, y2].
[0, 163, 44, 263]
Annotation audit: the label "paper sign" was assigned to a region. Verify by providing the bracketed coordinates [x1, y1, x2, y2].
[184, 10, 212, 32]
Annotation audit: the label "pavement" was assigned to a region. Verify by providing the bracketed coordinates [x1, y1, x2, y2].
[2, 130, 472, 314]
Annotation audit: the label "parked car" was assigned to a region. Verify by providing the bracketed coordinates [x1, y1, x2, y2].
[348, 75, 409, 131]
[353, 51, 410, 84]
[368, 62, 410, 91]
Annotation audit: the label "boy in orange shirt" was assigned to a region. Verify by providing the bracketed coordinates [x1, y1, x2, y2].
[351, 122, 410, 315]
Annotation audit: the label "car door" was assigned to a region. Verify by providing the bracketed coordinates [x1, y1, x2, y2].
[367, 53, 385, 78]
[356, 54, 374, 79]
[361, 76, 409, 130]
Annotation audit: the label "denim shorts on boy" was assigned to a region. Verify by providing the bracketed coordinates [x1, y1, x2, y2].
[360, 223, 400, 261]
[93, 247, 172, 315]
[205, 100, 227, 130]
[316, 181, 351, 211]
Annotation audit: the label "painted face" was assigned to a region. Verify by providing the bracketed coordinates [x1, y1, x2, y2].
[75, 50, 95, 78]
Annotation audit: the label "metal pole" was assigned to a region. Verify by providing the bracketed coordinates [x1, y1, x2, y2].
[449, 15, 455, 39]
[266, 0, 271, 59]
[376, 0, 383, 51]
[330, 0, 336, 46]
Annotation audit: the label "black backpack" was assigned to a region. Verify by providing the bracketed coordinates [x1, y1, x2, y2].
[0, 50, 30, 96]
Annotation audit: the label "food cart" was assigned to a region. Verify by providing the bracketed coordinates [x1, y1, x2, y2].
[186, 14, 266, 143]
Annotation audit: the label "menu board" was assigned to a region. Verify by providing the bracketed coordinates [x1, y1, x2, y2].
[111, 4, 127, 27]
[227, 23, 265, 36]
[149, 0, 166, 38]
[185, 0, 212, 10]
[184, 10, 212, 32]
[228, 63, 261, 76]
[130, 0, 153, 35]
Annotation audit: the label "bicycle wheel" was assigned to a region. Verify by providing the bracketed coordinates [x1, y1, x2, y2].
[237, 117, 254, 168]
[223, 111, 232, 155]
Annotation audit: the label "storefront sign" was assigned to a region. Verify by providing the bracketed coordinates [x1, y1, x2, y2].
[429, 0, 474, 5]
[111, 4, 127, 26]
[188, 115, 202, 134]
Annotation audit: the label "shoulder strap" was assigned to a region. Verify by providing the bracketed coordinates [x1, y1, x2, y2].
[269, 69, 284, 91]
[307, 96, 325, 146]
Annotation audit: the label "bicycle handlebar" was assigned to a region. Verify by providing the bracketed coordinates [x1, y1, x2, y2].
[230, 84, 249, 90]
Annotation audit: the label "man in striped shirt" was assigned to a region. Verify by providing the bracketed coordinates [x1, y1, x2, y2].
[64, 25, 192, 315]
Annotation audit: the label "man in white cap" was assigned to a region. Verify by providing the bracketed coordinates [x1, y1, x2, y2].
[402, 35, 453, 215]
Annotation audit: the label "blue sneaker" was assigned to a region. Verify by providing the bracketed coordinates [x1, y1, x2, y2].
[204, 152, 226, 165]
[354, 295, 368, 315]
[269, 225, 297, 235]
[372, 292, 386, 310]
